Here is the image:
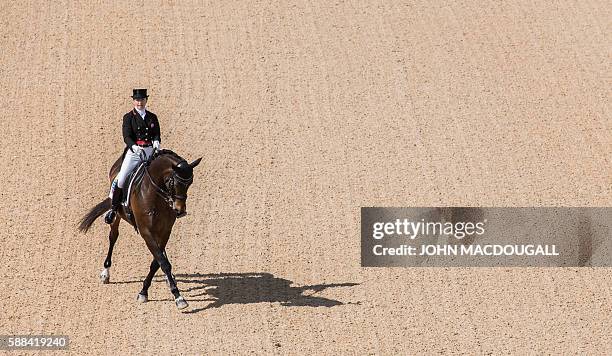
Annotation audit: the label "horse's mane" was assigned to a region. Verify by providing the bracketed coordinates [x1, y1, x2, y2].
[154, 149, 185, 164]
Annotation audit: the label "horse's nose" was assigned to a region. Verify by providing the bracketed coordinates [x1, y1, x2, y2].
[173, 200, 185, 211]
[173, 201, 187, 218]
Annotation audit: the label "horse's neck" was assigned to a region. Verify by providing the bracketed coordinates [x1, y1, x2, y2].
[148, 158, 171, 182]
[148, 155, 180, 184]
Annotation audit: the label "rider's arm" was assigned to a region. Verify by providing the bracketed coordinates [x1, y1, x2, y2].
[151, 114, 161, 143]
[122, 114, 136, 150]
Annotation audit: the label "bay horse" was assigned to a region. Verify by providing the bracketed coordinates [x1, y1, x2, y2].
[78, 149, 202, 309]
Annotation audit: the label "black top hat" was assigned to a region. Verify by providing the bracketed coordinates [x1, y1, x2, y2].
[131, 88, 149, 99]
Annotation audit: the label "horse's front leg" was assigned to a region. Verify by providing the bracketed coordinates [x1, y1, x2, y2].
[162, 250, 175, 288]
[100, 217, 120, 284]
[143, 238, 188, 310]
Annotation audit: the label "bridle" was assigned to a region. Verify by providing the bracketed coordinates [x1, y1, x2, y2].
[144, 160, 193, 208]
[164, 168, 193, 201]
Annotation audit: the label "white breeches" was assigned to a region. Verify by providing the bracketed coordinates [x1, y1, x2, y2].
[108, 147, 154, 198]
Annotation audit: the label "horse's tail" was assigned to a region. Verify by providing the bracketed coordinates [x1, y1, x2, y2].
[78, 198, 111, 233]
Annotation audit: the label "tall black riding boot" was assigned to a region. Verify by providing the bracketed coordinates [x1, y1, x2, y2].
[105, 187, 124, 224]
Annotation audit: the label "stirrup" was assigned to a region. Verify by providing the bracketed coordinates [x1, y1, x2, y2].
[104, 209, 116, 224]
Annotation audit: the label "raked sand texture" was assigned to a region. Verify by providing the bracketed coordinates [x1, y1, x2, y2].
[0, 1, 610, 354]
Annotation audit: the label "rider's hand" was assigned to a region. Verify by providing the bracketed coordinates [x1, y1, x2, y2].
[153, 140, 160, 150]
[131, 144, 141, 153]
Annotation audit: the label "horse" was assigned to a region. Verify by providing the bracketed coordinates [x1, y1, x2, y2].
[78, 149, 202, 309]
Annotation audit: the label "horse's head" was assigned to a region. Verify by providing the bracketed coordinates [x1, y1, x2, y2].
[166, 157, 202, 217]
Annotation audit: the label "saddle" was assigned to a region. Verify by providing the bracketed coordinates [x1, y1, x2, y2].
[119, 152, 159, 226]
[121, 149, 159, 206]
[122, 163, 145, 206]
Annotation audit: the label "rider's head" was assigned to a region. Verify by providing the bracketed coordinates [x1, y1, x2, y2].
[131, 88, 148, 111]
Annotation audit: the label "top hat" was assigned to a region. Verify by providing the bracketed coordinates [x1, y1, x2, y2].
[131, 88, 149, 99]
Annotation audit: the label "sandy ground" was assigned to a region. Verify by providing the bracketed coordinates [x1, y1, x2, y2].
[0, 0, 610, 354]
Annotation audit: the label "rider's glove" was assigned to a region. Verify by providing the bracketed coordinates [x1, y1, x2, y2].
[153, 140, 160, 150]
[131, 144, 141, 153]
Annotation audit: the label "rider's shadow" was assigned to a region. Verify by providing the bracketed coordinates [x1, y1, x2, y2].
[166, 272, 360, 314]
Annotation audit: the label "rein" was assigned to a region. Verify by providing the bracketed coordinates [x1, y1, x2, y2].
[144, 166, 174, 206]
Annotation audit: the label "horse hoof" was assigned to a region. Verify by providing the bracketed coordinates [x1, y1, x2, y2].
[136, 293, 148, 303]
[100, 268, 110, 284]
[175, 296, 188, 309]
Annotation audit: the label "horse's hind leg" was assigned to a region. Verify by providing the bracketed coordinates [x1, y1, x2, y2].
[137, 259, 159, 303]
[100, 218, 120, 284]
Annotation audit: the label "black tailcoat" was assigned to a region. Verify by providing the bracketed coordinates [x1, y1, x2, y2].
[122, 109, 161, 151]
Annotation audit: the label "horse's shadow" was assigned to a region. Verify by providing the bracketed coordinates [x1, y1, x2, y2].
[160, 272, 360, 314]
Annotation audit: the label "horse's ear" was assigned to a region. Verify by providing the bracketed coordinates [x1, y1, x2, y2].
[190, 157, 202, 169]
